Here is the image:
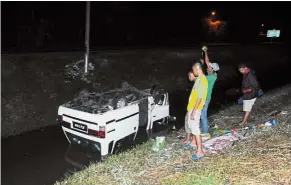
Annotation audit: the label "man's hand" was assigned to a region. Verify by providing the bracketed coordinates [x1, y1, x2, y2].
[190, 111, 197, 120]
[202, 46, 208, 51]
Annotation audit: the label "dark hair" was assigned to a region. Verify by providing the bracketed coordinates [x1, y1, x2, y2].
[238, 63, 248, 70]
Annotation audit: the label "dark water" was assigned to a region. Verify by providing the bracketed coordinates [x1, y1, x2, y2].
[1, 120, 171, 185]
[2, 61, 291, 185]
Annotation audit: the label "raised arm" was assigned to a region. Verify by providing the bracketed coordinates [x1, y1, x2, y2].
[204, 50, 211, 68]
[202, 46, 211, 68]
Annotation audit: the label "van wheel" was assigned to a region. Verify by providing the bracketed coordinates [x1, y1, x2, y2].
[112, 139, 124, 154]
[113, 134, 136, 154]
[150, 85, 164, 104]
[112, 94, 127, 110]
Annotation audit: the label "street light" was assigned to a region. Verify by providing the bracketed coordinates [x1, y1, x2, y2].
[212, 11, 216, 16]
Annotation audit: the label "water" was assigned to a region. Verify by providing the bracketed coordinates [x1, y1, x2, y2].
[1, 116, 172, 185]
[2, 61, 291, 185]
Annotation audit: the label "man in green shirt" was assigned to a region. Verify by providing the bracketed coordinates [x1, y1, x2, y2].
[200, 46, 219, 134]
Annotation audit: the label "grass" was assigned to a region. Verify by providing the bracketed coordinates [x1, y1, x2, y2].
[55, 85, 291, 185]
[162, 135, 291, 185]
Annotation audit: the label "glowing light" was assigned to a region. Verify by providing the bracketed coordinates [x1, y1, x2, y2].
[212, 11, 216, 15]
[206, 18, 222, 30]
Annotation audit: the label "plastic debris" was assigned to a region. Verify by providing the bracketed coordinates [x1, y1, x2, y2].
[213, 129, 232, 136]
[258, 90, 264, 97]
[281, 111, 288, 115]
[243, 119, 277, 130]
[264, 120, 276, 127]
[238, 97, 243, 105]
[152, 136, 166, 152]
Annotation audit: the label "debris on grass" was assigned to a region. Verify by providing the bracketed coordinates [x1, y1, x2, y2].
[202, 132, 247, 155]
[152, 136, 166, 152]
[65, 59, 95, 83]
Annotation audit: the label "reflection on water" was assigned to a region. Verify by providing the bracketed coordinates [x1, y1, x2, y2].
[64, 144, 99, 170]
[63, 122, 173, 171]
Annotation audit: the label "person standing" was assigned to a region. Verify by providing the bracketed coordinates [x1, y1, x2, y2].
[200, 46, 220, 134]
[186, 62, 208, 160]
[181, 71, 196, 145]
[238, 64, 261, 125]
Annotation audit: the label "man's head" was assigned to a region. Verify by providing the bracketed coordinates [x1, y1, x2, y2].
[192, 62, 204, 76]
[238, 63, 249, 74]
[207, 63, 220, 74]
[188, 71, 195, 81]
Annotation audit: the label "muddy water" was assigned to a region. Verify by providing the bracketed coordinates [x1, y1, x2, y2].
[2, 61, 291, 185]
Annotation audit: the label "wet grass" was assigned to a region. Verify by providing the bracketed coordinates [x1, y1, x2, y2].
[55, 85, 291, 185]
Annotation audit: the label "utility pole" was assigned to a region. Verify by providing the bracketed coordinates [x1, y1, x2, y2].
[84, 1, 91, 74]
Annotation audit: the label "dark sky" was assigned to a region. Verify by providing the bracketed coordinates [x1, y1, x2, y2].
[2, 1, 290, 51]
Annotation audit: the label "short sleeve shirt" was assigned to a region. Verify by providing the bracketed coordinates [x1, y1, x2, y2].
[187, 75, 208, 111]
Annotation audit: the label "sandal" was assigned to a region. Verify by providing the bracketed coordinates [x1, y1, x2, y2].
[192, 153, 205, 160]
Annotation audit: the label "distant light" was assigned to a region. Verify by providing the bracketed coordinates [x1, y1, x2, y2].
[261, 24, 264, 26]
[212, 11, 216, 15]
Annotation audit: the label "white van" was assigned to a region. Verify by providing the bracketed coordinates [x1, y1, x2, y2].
[57, 84, 173, 160]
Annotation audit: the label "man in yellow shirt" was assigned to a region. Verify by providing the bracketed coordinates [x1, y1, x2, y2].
[181, 71, 196, 145]
[185, 62, 208, 160]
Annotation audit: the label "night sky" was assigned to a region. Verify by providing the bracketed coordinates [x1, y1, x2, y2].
[2, 1, 290, 52]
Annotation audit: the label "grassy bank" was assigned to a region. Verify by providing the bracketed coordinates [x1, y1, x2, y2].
[55, 85, 291, 185]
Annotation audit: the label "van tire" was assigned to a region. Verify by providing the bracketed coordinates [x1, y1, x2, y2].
[112, 94, 127, 110]
[150, 85, 164, 104]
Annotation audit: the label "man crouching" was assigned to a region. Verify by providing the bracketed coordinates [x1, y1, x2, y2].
[184, 62, 208, 160]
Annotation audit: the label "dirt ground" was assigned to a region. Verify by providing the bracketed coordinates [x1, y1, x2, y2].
[1, 44, 289, 137]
